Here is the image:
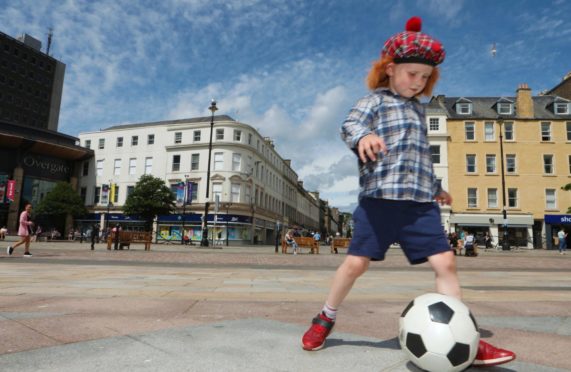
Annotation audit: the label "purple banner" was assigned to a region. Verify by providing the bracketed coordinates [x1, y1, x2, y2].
[185, 182, 193, 205]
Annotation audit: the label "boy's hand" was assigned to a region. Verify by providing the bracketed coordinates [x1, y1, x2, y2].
[358, 134, 387, 163]
[435, 191, 452, 206]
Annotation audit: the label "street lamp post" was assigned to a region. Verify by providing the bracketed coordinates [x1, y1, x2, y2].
[201, 99, 217, 247]
[498, 119, 510, 250]
[180, 176, 189, 245]
[224, 202, 232, 246]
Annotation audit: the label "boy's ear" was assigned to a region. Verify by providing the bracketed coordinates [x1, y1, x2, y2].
[386, 62, 395, 76]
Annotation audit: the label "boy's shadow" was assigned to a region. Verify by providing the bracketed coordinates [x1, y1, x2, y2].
[325, 336, 400, 350]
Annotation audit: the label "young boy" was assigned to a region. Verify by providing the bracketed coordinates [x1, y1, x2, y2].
[301, 17, 515, 367]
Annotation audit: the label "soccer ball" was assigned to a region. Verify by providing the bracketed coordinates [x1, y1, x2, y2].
[399, 293, 480, 372]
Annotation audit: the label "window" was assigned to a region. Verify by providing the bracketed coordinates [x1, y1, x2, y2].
[147, 134, 155, 145]
[430, 145, 440, 164]
[113, 186, 119, 204]
[131, 135, 139, 146]
[85, 139, 91, 149]
[555, 102, 569, 115]
[94, 186, 101, 204]
[189, 182, 198, 201]
[191, 153, 199, 170]
[503, 122, 514, 140]
[212, 183, 222, 202]
[80, 187, 87, 204]
[506, 154, 516, 173]
[231, 183, 240, 202]
[216, 128, 224, 140]
[127, 186, 135, 197]
[172, 155, 181, 172]
[546, 189, 557, 209]
[487, 188, 498, 208]
[497, 102, 513, 115]
[193, 130, 201, 142]
[567, 122, 571, 141]
[541, 122, 551, 141]
[96, 160, 104, 176]
[508, 188, 518, 208]
[214, 152, 223, 170]
[457, 103, 472, 115]
[174, 132, 182, 144]
[82, 161, 89, 176]
[144, 157, 153, 174]
[465, 122, 475, 140]
[116, 137, 123, 147]
[466, 154, 476, 173]
[248, 133, 253, 145]
[129, 158, 136, 175]
[234, 129, 242, 141]
[98, 138, 105, 149]
[429, 118, 439, 131]
[543, 154, 554, 174]
[467, 188, 477, 208]
[232, 153, 241, 171]
[486, 154, 496, 173]
[484, 122, 495, 141]
[113, 159, 122, 176]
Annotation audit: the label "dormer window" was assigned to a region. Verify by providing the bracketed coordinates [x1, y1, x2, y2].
[555, 102, 569, 115]
[456, 103, 472, 115]
[497, 102, 513, 115]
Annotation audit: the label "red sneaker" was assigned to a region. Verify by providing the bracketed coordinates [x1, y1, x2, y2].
[302, 313, 335, 351]
[473, 340, 516, 367]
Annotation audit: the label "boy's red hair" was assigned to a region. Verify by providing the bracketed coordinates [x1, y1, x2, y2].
[366, 56, 440, 97]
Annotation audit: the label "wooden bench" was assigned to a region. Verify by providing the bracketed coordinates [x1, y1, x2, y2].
[282, 236, 319, 254]
[331, 238, 351, 254]
[107, 231, 153, 251]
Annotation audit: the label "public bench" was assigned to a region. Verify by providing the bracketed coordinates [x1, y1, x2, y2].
[107, 231, 153, 251]
[331, 238, 351, 254]
[281, 236, 319, 254]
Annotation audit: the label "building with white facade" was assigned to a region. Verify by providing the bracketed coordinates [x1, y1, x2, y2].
[77, 115, 320, 245]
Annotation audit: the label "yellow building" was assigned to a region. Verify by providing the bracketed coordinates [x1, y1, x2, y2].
[428, 84, 571, 249]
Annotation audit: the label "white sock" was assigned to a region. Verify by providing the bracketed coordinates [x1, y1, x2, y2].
[321, 303, 337, 320]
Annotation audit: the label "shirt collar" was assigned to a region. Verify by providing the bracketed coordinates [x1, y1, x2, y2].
[375, 88, 420, 103]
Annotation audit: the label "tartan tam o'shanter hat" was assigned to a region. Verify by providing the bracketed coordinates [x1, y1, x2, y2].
[382, 16, 445, 66]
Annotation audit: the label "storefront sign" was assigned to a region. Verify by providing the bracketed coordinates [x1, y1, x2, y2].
[545, 214, 571, 224]
[6, 180, 16, 202]
[22, 154, 71, 180]
[0, 175, 7, 203]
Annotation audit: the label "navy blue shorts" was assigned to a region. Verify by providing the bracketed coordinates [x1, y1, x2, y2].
[347, 198, 451, 264]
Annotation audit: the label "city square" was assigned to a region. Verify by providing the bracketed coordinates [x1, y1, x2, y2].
[0, 241, 569, 371]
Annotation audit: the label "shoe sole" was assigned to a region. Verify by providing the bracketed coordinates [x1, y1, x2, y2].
[472, 355, 515, 367]
[301, 341, 325, 351]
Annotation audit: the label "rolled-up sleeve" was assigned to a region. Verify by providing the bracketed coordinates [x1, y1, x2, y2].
[340, 94, 381, 152]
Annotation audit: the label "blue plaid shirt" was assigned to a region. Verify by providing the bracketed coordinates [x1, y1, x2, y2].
[341, 88, 442, 202]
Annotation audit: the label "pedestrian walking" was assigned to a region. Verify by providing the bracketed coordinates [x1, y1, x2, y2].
[557, 227, 567, 254]
[6, 203, 34, 257]
[91, 223, 100, 250]
[300, 17, 515, 368]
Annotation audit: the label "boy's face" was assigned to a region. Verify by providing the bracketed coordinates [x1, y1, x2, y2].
[386, 62, 434, 98]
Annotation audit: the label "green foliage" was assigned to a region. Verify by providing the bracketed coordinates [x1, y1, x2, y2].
[122, 174, 175, 227]
[563, 183, 571, 213]
[35, 182, 88, 218]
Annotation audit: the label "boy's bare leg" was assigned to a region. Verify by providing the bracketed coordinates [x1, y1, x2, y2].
[427, 250, 461, 299]
[326, 255, 370, 308]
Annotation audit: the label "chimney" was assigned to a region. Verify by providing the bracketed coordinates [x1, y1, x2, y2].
[516, 83, 534, 119]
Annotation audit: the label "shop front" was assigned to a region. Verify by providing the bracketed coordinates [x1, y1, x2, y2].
[449, 213, 534, 249]
[544, 214, 571, 250]
[156, 213, 253, 245]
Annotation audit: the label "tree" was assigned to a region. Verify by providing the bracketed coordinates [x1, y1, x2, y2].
[123, 174, 175, 229]
[35, 182, 88, 230]
[562, 183, 571, 213]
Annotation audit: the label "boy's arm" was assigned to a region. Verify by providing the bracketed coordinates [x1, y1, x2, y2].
[340, 95, 379, 154]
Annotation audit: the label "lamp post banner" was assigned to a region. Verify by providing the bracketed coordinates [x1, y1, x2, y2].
[6, 179, 16, 202]
[176, 183, 185, 207]
[101, 184, 109, 205]
[186, 182, 193, 205]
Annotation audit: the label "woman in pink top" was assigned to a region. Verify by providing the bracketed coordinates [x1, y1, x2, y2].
[6, 203, 34, 257]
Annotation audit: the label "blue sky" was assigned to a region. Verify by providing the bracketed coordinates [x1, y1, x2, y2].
[2, 0, 570, 211]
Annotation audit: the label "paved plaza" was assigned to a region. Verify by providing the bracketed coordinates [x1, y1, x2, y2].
[0, 240, 570, 371]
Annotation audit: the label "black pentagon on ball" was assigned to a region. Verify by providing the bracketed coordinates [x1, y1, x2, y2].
[401, 299, 415, 317]
[447, 342, 471, 366]
[428, 301, 454, 324]
[406, 332, 427, 358]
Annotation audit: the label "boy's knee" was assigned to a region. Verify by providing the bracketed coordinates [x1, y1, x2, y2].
[342, 256, 369, 277]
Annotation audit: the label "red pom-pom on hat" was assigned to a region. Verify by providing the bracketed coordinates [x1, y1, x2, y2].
[405, 16, 422, 32]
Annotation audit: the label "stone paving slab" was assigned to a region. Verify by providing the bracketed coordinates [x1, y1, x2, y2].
[0, 319, 565, 372]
